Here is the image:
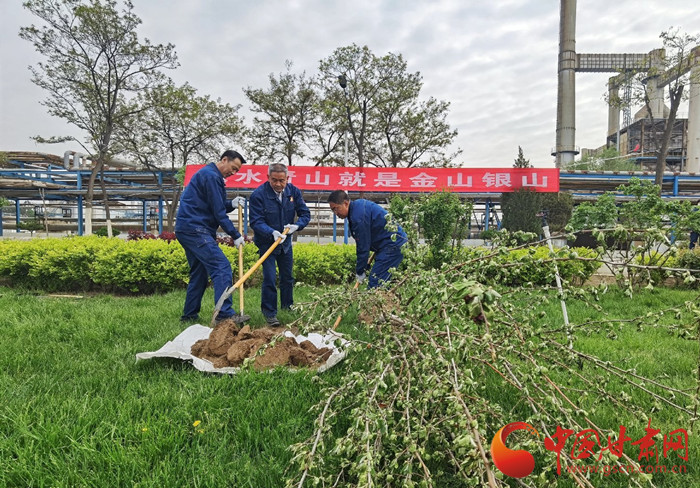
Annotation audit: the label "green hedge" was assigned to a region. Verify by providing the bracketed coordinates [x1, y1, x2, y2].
[0, 236, 602, 293]
[0, 237, 355, 293]
[292, 243, 356, 284]
[457, 245, 601, 287]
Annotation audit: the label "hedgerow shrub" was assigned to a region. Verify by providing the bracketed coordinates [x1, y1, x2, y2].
[86, 240, 261, 293]
[292, 243, 355, 284]
[630, 251, 679, 286]
[94, 226, 121, 237]
[0, 238, 617, 292]
[457, 245, 600, 286]
[91, 239, 189, 293]
[676, 248, 700, 288]
[0, 236, 118, 290]
[0, 237, 353, 293]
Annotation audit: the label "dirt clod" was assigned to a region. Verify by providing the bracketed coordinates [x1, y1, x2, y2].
[207, 320, 240, 355]
[191, 324, 334, 370]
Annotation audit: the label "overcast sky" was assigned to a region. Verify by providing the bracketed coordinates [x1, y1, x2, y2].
[1, 0, 699, 168]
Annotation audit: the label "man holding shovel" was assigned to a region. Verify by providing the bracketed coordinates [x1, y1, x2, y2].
[175, 150, 249, 325]
[249, 163, 310, 326]
[327, 190, 407, 288]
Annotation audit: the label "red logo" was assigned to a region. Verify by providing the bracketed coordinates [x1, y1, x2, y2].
[491, 422, 539, 478]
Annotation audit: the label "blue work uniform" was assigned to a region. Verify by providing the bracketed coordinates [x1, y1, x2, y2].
[249, 181, 310, 318]
[347, 199, 407, 288]
[175, 163, 242, 321]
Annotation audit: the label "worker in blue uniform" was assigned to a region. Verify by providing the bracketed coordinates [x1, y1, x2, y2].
[249, 163, 311, 326]
[327, 190, 407, 288]
[175, 150, 248, 324]
[690, 201, 699, 250]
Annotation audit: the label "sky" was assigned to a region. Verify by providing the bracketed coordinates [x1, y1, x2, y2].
[1, 0, 699, 168]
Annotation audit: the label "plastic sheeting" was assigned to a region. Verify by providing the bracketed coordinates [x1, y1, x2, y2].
[135, 324, 348, 374]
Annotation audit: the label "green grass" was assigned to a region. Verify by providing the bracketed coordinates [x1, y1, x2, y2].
[0, 285, 698, 487]
[0, 285, 348, 487]
[489, 287, 699, 487]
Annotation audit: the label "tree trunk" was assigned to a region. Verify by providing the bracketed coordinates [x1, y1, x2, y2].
[99, 166, 113, 237]
[166, 186, 182, 232]
[40, 188, 49, 237]
[85, 160, 103, 235]
[655, 84, 684, 185]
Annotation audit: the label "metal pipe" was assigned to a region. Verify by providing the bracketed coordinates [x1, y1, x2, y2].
[686, 47, 700, 173]
[555, 0, 577, 167]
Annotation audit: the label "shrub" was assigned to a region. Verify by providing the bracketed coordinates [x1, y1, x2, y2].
[390, 191, 472, 268]
[158, 231, 176, 243]
[91, 239, 189, 293]
[127, 230, 156, 241]
[293, 243, 355, 284]
[94, 226, 121, 237]
[0, 238, 354, 293]
[0, 236, 601, 293]
[568, 192, 618, 232]
[479, 229, 498, 240]
[540, 192, 573, 232]
[0, 236, 119, 290]
[500, 189, 542, 234]
[18, 219, 44, 234]
[457, 245, 599, 287]
[676, 248, 700, 288]
[633, 251, 678, 286]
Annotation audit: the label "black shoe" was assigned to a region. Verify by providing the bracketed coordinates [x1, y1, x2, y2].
[265, 315, 281, 327]
[215, 313, 251, 324]
[233, 313, 251, 325]
[180, 315, 199, 324]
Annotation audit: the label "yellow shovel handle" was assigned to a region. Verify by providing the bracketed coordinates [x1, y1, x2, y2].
[212, 227, 290, 323]
[238, 203, 244, 314]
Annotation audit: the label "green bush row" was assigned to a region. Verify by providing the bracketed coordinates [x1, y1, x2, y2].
[456, 245, 601, 287]
[633, 248, 700, 287]
[0, 237, 607, 293]
[0, 236, 357, 293]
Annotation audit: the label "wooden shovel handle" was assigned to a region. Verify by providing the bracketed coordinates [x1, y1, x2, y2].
[238, 203, 244, 314]
[212, 227, 290, 322]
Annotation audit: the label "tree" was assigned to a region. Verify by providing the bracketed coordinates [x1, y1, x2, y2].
[317, 44, 459, 168]
[115, 80, 243, 231]
[513, 146, 531, 168]
[305, 95, 346, 166]
[20, 0, 178, 235]
[501, 189, 542, 234]
[539, 192, 573, 233]
[243, 61, 316, 165]
[614, 28, 700, 185]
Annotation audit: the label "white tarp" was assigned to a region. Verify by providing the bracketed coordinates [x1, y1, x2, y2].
[135, 324, 348, 374]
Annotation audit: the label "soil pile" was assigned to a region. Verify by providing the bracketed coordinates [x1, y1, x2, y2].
[190, 319, 333, 371]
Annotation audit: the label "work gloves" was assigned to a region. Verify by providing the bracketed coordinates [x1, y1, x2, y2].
[284, 223, 299, 235]
[233, 236, 245, 249]
[272, 230, 287, 243]
[230, 196, 246, 208]
[356, 272, 366, 284]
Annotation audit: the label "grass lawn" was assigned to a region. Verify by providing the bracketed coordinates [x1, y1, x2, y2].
[0, 285, 697, 487]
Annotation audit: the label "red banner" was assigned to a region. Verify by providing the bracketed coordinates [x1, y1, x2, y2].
[184, 165, 559, 193]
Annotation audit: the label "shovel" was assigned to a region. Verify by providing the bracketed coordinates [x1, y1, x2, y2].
[211, 227, 290, 325]
[332, 252, 375, 330]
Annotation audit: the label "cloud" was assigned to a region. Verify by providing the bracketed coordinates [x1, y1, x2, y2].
[2, 0, 700, 168]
